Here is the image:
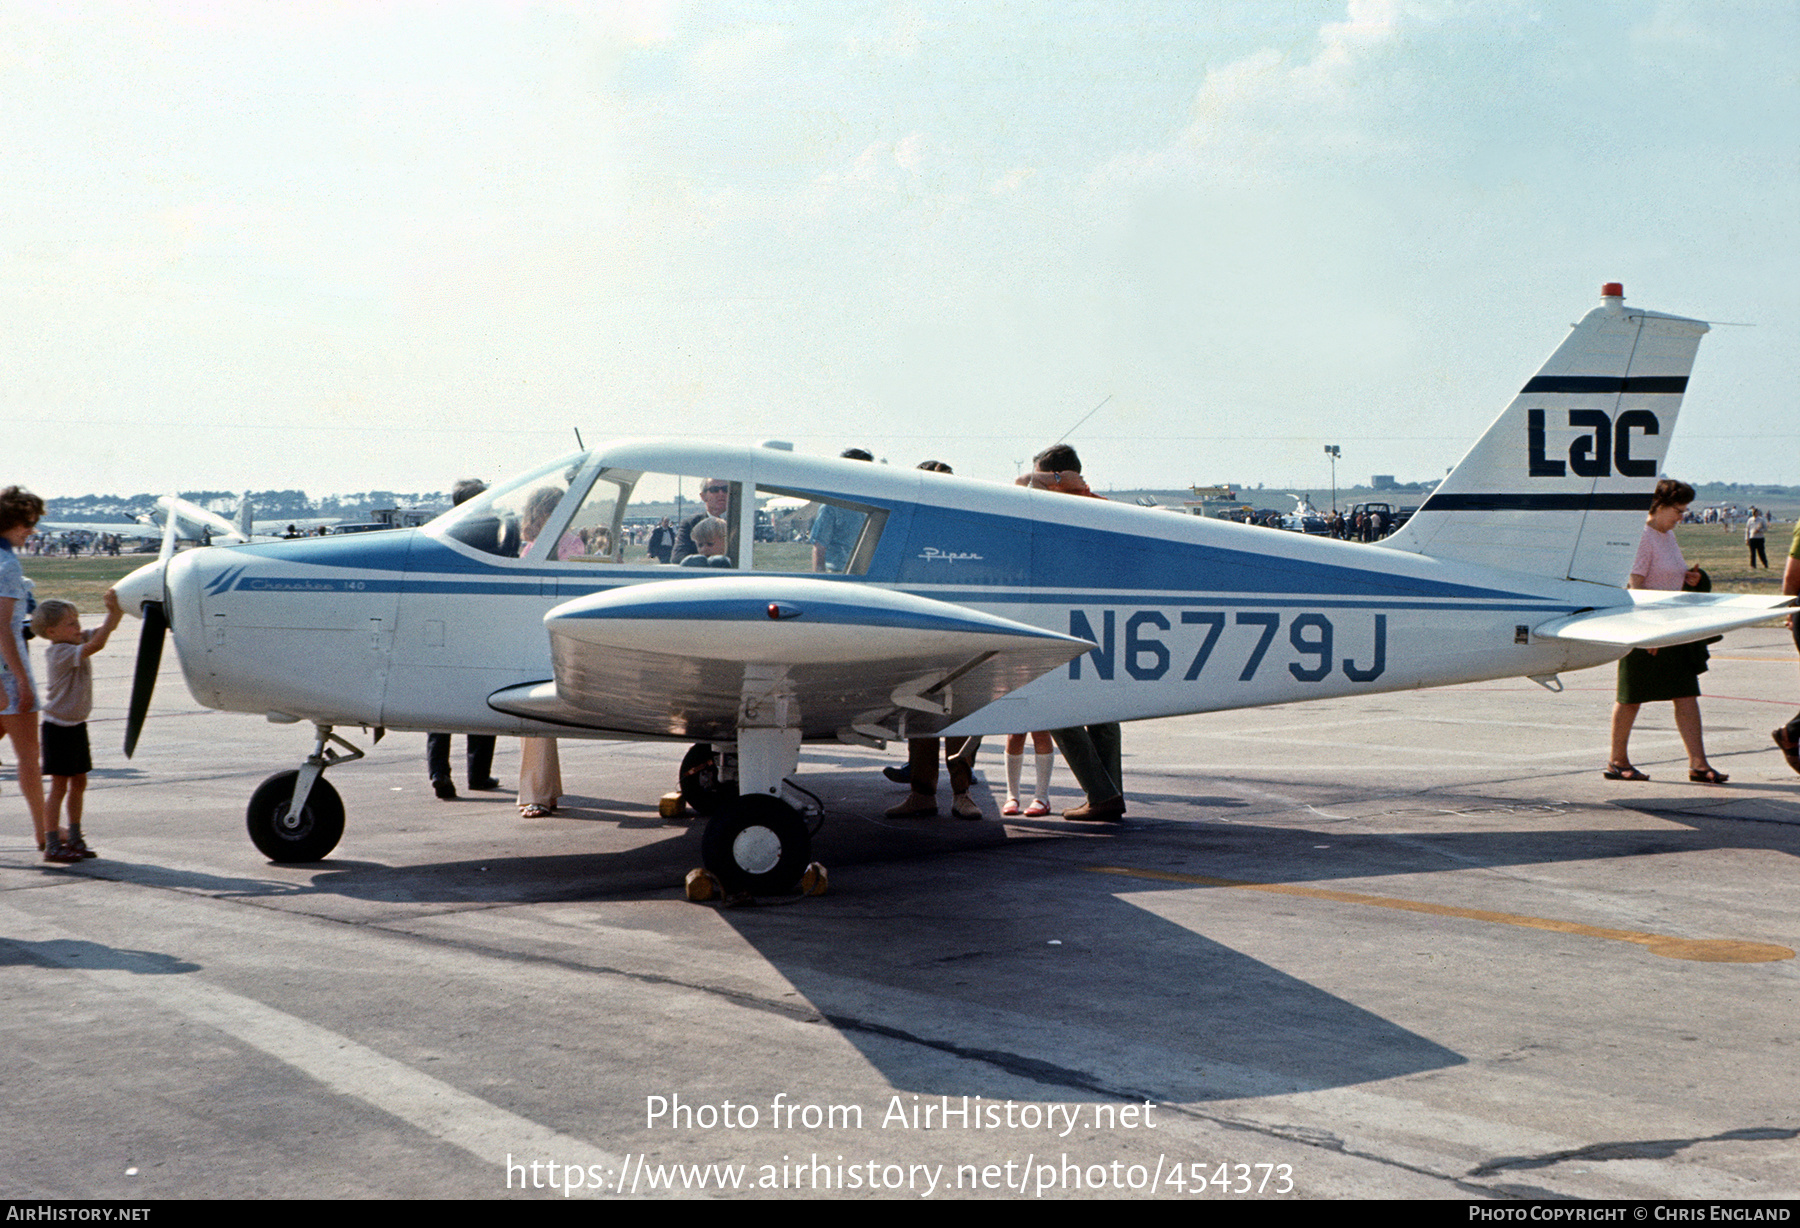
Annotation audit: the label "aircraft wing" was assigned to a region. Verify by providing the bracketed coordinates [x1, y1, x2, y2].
[38, 519, 159, 536]
[487, 576, 1093, 740]
[1534, 591, 1795, 651]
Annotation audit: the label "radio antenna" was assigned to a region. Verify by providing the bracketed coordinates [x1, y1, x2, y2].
[1055, 394, 1111, 445]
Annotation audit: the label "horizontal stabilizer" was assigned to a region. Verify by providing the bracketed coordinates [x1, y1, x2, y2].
[492, 576, 1093, 739]
[1534, 592, 1794, 651]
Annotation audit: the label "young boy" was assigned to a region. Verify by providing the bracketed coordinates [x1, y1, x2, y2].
[29, 589, 122, 861]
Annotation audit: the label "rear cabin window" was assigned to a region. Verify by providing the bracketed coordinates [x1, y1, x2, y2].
[755, 486, 887, 575]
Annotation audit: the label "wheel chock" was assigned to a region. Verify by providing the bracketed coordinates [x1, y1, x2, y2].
[684, 867, 721, 901]
[801, 862, 828, 896]
[660, 792, 688, 819]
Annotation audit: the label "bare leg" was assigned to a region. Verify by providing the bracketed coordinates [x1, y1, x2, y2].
[1609, 702, 1640, 770]
[47, 776, 67, 829]
[65, 775, 85, 832]
[1672, 696, 1712, 772]
[1, 713, 46, 844]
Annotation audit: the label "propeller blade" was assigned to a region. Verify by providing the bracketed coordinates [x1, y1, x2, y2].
[157, 506, 178, 563]
[123, 599, 167, 759]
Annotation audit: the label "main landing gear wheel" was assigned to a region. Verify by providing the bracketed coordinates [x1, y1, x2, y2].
[701, 795, 811, 896]
[246, 770, 345, 863]
[679, 742, 737, 817]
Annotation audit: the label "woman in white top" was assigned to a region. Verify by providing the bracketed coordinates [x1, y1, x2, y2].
[0, 486, 51, 853]
[1607, 479, 1726, 784]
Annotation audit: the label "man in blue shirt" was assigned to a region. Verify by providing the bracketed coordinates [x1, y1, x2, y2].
[810, 448, 873, 573]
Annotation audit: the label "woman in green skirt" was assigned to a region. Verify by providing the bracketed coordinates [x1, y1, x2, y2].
[1606, 479, 1727, 784]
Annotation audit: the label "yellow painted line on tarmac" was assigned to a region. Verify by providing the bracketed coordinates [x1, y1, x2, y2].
[1089, 866, 1794, 963]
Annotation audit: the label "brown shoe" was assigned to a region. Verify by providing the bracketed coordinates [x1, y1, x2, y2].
[1774, 727, 1800, 776]
[1063, 796, 1125, 822]
[951, 794, 982, 821]
[885, 794, 938, 819]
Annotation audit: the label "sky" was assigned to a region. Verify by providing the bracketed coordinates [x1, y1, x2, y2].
[3, 0, 1796, 498]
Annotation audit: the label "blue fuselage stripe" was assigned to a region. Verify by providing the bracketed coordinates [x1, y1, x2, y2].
[224, 523, 1574, 611]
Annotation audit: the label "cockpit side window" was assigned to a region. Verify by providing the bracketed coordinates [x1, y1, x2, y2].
[756, 486, 888, 575]
[596, 473, 743, 568]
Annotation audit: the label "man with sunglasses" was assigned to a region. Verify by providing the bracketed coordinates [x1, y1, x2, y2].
[673, 479, 732, 564]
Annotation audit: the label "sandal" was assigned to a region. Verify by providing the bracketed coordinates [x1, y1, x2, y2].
[1603, 763, 1649, 781]
[1688, 767, 1728, 785]
[519, 803, 554, 818]
[1773, 728, 1800, 776]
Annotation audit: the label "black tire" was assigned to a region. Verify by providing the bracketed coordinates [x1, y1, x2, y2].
[246, 770, 345, 862]
[701, 795, 811, 896]
[679, 742, 737, 817]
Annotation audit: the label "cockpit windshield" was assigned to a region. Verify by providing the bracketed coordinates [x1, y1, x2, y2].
[425, 452, 589, 559]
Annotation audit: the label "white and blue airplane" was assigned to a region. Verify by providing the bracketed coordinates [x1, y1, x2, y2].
[112, 284, 1793, 893]
[43, 493, 266, 550]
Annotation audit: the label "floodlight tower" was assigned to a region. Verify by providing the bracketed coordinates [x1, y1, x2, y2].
[1323, 445, 1341, 513]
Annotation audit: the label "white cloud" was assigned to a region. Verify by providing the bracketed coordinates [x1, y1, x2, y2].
[845, 4, 932, 62]
[1095, 0, 1448, 186]
[685, 24, 791, 88]
[988, 166, 1035, 195]
[1630, 0, 1724, 50]
[893, 132, 926, 174]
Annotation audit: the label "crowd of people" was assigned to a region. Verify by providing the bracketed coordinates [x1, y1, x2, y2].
[16, 530, 130, 557]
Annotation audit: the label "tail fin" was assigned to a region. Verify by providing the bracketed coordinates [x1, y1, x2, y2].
[235, 492, 254, 540]
[1381, 285, 1708, 585]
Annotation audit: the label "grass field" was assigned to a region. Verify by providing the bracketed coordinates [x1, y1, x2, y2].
[17, 554, 149, 610]
[1673, 524, 1791, 596]
[16, 526, 1789, 615]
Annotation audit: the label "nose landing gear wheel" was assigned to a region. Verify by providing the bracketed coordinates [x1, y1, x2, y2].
[700, 795, 810, 896]
[246, 770, 345, 862]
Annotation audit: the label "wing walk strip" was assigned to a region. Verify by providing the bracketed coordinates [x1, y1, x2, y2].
[0, 902, 631, 1181]
[1087, 868, 1793, 963]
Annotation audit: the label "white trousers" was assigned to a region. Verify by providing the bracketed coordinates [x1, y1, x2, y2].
[518, 737, 562, 808]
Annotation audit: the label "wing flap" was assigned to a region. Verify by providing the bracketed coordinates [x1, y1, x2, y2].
[1535, 592, 1794, 650]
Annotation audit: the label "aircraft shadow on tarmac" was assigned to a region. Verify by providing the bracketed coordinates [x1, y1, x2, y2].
[311, 770, 1730, 1103]
[69, 769, 1797, 1105]
[692, 787, 1800, 1104]
[298, 815, 1474, 1101]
